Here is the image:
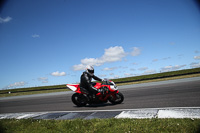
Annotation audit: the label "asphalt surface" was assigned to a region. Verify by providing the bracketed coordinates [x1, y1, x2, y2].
[0, 77, 200, 114]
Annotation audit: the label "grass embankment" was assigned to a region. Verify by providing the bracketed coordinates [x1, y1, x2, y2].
[0, 118, 200, 133]
[0, 85, 69, 97]
[112, 67, 200, 84]
[1, 68, 200, 97]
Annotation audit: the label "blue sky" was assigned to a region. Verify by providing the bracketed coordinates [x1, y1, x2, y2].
[0, 0, 200, 90]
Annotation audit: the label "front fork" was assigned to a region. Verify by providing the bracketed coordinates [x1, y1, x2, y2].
[99, 90, 119, 101]
[110, 90, 119, 100]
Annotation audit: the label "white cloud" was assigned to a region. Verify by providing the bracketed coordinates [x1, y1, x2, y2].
[81, 58, 103, 66]
[38, 77, 48, 83]
[9, 82, 25, 87]
[73, 46, 127, 71]
[32, 34, 40, 38]
[143, 69, 156, 74]
[73, 64, 86, 71]
[190, 62, 200, 68]
[109, 73, 114, 75]
[102, 46, 127, 62]
[0, 16, 12, 23]
[131, 47, 141, 56]
[38, 77, 48, 80]
[161, 65, 186, 72]
[3, 81, 26, 89]
[109, 75, 120, 79]
[102, 67, 117, 71]
[173, 65, 186, 70]
[98, 74, 107, 77]
[194, 55, 200, 60]
[138, 67, 148, 71]
[51, 71, 66, 76]
[161, 66, 173, 72]
[124, 73, 134, 77]
[162, 66, 173, 71]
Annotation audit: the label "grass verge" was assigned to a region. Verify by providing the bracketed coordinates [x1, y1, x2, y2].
[0, 88, 69, 97]
[1, 68, 200, 98]
[0, 84, 70, 97]
[0, 118, 200, 133]
[116, 73, 200, 86]
[112, 68, 200, 83]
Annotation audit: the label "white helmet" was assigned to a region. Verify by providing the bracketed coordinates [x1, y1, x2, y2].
[86, 65, 94, 76]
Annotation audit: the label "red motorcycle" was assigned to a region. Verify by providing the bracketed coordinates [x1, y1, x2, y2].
[67, 79, 124, 107]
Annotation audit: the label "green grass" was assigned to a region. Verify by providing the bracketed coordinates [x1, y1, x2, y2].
[0, 118, 200, 133]
[0, 85, 70, 97]
[112, 67, 200, 83]
[116, 73, 200, 86]
[0, 84, 67, 94]
[1, 68, 200, 98]
[0, 88, 69, 97]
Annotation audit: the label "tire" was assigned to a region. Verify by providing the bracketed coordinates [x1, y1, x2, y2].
[109, 92, 124, 104]
[71, 93, 88, 107]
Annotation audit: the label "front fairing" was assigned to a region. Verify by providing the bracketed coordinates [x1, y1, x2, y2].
[105, 80, 118, 92]
[93, 82, 102, 89]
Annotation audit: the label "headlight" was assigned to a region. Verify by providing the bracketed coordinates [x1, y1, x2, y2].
[111, 85, 118, 90]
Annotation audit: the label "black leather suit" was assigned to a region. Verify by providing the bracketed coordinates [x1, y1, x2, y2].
[80, 71, 102, 94]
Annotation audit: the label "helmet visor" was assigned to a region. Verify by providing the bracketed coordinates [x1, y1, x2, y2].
[88, 69, 94, 74]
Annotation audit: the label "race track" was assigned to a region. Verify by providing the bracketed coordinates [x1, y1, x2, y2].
[0, 77, 200, 114]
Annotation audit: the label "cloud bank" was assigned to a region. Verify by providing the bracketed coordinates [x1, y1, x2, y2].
[73, 46, 141, 71]
[161, 65, 186, 72]
[38, 77, 48, 83]
[0, 16, 12, 23]
[32, 34, 40, 38]
[51, 71, 66, 76]
[194, 55, 200, 60]
[3, 81, 26, 89]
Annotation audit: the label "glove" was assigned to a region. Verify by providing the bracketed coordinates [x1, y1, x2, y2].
[98, 89, 103, 93]
[98, 88, 106, 95]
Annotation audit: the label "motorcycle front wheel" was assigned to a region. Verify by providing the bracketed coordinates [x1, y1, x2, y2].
[109, 92, 124, 104]
[71, 93, 88, 107]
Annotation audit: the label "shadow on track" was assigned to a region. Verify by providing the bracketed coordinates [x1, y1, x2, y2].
[73, 103, 124, 108]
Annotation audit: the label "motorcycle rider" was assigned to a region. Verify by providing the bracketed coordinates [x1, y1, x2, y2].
[80, 65, 104, 99]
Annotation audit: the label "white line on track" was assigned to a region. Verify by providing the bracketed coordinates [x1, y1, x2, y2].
[1, 107, 200, 119]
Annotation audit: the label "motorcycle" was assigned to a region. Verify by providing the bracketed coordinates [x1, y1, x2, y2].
[67, 79, 124, 107]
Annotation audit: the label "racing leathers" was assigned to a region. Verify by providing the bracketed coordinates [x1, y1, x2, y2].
[80, 71, 103, 95]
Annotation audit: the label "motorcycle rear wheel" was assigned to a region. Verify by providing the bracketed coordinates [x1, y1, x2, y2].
[109, 92, 124, 104]
[71, 93, 88, 107]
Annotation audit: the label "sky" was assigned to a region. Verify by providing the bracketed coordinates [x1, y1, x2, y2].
[0, 0, 200, 90]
